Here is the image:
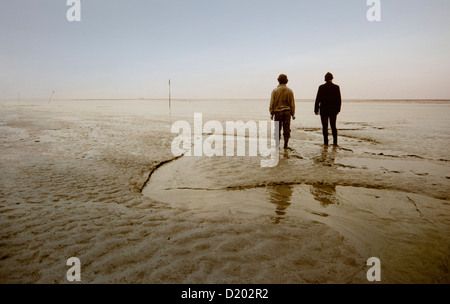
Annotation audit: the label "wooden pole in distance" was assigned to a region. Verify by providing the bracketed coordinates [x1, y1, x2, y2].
[169, 79, 172, 117]
[48, 91, 55, 103]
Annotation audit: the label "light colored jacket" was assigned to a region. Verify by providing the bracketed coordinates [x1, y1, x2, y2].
[270, 84, 295, 116]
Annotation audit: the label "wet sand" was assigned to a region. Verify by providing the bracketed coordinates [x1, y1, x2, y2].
[0, 99, 449, 283]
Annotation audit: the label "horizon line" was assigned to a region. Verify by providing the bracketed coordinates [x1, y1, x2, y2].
[2, 97, 450, 102]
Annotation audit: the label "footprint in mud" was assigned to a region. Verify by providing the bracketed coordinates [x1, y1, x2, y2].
[311, 211, 329, 217]
[415, 172, 429, 176]
[338, 146, 353, 152]
[281, 148, 304, 160]
[339, 134, 380, 144]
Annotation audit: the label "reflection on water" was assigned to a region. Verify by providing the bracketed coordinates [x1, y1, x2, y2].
[143, 135, 450, 282]
[268, 184, 293, 224]
[311, 145, 340, 206]
[267, 150, 294, 224]
[141, 103, 450, 282]
[267, 146, 341, 223]
[311, 183, 339, 206]
[313, 145, 337, 166]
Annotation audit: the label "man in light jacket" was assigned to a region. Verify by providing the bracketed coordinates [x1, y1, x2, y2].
[270, 74, 296, 149]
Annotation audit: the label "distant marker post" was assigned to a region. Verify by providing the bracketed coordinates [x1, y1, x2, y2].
[169, 79, 172, 119]
[48, 90, 55, 103]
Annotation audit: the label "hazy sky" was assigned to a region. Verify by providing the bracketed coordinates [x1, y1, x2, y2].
[1, 0, 449, 100]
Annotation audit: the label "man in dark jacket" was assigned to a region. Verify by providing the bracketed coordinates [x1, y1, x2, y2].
[314, 72, 342, 146]
[270, 74, 296, 148]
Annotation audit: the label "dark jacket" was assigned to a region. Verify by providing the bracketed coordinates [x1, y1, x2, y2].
[314, 81, 341, 115]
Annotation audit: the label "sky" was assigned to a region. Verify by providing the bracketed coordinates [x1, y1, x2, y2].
[1, 0, 449, 100]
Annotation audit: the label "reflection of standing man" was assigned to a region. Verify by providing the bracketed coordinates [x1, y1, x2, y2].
[269, 184, 293, 224]
[314, 72, 342, 146]
[270, 74, 296, 149]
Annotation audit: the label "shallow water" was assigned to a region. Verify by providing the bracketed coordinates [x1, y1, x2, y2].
[141, 99, 450, 282]
[2, 98, 448, 282]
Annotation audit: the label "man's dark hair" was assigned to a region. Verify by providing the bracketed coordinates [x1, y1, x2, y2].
[278, 74, 288, 84]
[325, 72, 334, 81]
